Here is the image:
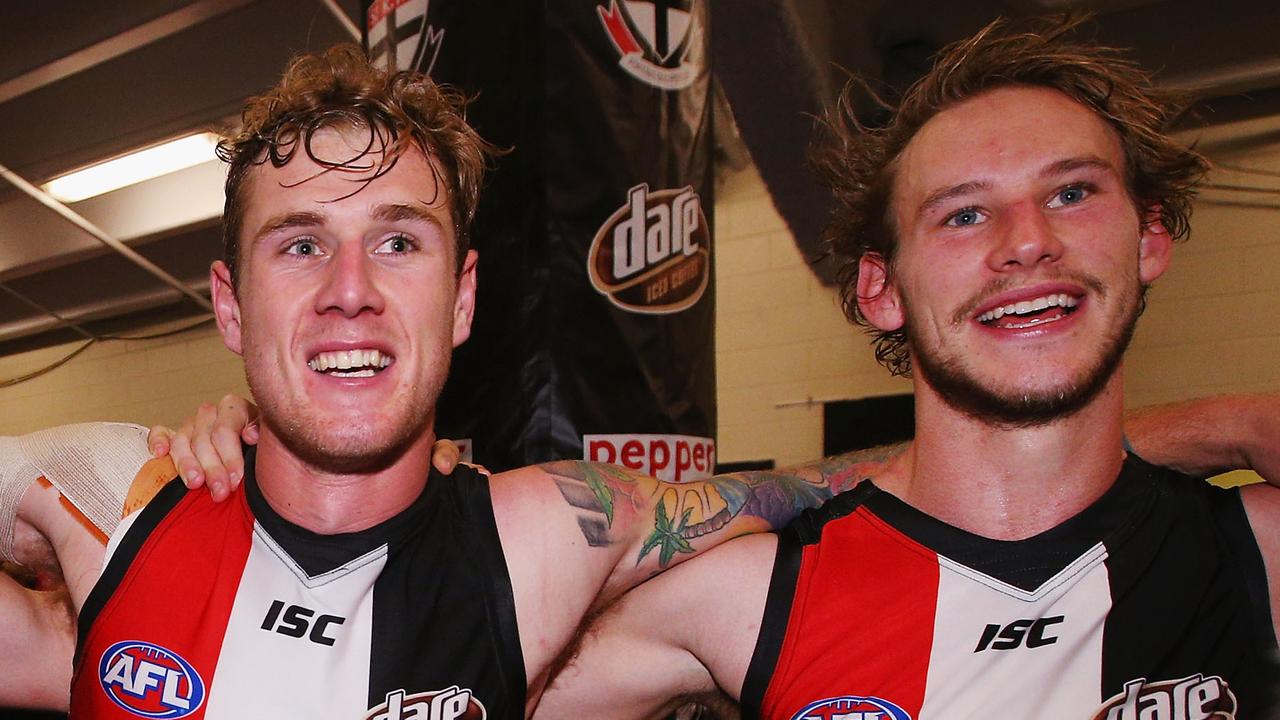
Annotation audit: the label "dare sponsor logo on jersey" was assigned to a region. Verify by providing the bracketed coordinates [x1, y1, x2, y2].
[596, 0, 703, 90]
[98, 640, 206, 718]
[790, 696, 912, 720]
[1090, 675, 1237, 720]
[588, 183, 710, 314]
[366, 686, 486, 720]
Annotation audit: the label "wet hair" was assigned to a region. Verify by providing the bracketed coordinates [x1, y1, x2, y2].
[217, 44, 496, 284]
[811, 15, 1209, 376]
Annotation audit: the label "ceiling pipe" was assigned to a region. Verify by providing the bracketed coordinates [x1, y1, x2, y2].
[0, 280, 210, 344]
[318, 0, 362, 41]
[0, 162, 214, 312]
[0, 0, 256, 105]
[0, 281, 97, 341]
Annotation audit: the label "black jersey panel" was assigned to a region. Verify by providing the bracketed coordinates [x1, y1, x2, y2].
[1100, 470, 1278, 716]
[366, 465, 525, 719]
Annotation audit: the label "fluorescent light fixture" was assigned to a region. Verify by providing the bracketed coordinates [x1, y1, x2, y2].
[43, 132, 220, 203]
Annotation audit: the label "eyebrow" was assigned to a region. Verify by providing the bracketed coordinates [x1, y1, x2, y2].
[253, 211, 327, 241]
[251, 203, 449, 243]
[918, 181, 991, 215]
[1042, 155, 1115, 177]
[915, 155, 1119, 218]
[371, 202, 449, 231]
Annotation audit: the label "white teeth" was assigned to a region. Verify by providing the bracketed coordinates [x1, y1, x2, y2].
[307, 349, 393, 374]
[977, 293, 1079, 323]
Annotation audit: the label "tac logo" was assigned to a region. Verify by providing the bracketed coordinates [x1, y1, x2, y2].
[1091, 675, 1237, 720]
[790, 696, 912, 720]
[98, 640, 205, 718]
[588, 183, 710, 314]
[367, 0, 445, 75]
[596, 0, 703, 90]
[365, 686, 486, 720]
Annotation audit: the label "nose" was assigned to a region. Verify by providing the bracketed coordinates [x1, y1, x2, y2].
[314, 242, 386, 318]
[987, 201, 1064, 272]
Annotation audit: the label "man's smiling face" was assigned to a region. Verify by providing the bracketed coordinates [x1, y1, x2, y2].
[861, 85, 1172, 425]
[212, 127, 476, 472]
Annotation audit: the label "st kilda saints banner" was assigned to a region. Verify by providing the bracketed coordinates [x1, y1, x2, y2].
[364, 0, 716, 481]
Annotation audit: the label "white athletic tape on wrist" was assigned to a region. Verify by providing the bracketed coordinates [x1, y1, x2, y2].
[0, 423, 154, 564]
[0, 435, 44, 563]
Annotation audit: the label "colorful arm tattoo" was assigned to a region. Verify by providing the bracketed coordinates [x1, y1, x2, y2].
[541, 441, 907, 568]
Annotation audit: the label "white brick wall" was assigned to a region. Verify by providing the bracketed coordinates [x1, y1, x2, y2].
[0, 320, 250, 435]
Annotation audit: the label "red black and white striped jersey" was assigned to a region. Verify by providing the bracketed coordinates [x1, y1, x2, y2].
[741, 455, 1276, 720]
[70, 452, 525, 719]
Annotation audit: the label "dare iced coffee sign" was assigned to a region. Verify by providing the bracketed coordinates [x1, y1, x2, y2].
[588, 183, 710, 314]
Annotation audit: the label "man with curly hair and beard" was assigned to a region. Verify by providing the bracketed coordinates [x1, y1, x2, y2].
[533, 17, 1278, 719]
[2, 21, 1277, 720]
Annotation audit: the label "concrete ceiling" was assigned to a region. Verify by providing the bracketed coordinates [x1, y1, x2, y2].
[1, 0, 1278, 358]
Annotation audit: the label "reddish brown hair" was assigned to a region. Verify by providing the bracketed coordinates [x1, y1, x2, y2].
[811, 16, 1208, 376]
[218, 44, 496, 283]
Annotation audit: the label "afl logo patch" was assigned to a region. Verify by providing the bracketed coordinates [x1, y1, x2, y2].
[791, 695, 912, 720]
[588, 183, 710, 314]
[99, 640, 205, 718]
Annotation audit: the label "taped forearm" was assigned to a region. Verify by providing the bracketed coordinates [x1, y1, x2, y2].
[0, 422, 153, 564]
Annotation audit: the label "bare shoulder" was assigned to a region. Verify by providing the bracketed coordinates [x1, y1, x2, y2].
[539, 533, 779, 717]
[622, 532, 779, 699]
[485, 463, 644, 687]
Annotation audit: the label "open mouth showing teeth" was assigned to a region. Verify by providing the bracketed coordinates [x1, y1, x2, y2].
[307, 349, 392, 378]
[977, 293, 1080, 330]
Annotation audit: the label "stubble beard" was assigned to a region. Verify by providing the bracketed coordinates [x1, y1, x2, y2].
[906, 278, 1144, 429]
[243, 350, 448, 476]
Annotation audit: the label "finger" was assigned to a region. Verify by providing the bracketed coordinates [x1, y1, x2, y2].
[214, 394, 262, 446]
[147, 425, 175, 457]
[188, 402, 232, 502]
[211, 397, 252, 491]
[242, 419, 260, 445]
[169, 416, 204, 491]
[431, 439, 461, 474]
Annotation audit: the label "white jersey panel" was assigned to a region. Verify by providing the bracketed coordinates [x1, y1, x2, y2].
[918, 544, 1112, 718]
[202, 522, 387, 718]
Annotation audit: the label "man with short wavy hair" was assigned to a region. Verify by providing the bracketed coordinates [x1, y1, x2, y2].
[534, 17, 1278, 719]
[2, 27, 1277, 719]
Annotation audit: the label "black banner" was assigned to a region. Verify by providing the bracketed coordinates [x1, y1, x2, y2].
[363, 0, 716, 479]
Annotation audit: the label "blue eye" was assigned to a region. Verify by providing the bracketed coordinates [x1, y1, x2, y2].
[945, 208, 986, 227]
[1048, 185, 1090, 208]
[285, 239, 321, 256]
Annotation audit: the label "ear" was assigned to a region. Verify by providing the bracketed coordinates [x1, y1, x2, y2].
[1137, 208, 1173, 284]
[856, 253, 905, 331]
[210, 261, 244, 356]
[452, 250, 478, 348]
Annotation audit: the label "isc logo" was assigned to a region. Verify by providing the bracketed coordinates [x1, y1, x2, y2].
[98, 640, 205, 718]
[365, 686, 488, 720]
[974, 615, 1064, 652]
[260, 600, 345, 646]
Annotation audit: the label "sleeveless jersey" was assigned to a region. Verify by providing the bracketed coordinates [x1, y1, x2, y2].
[741, 455, 1277, 720]
[70, 450, 525, 720]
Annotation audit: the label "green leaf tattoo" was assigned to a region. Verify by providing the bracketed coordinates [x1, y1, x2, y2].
[581, 464, 618, 526]
[640, 503, 697, 568]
